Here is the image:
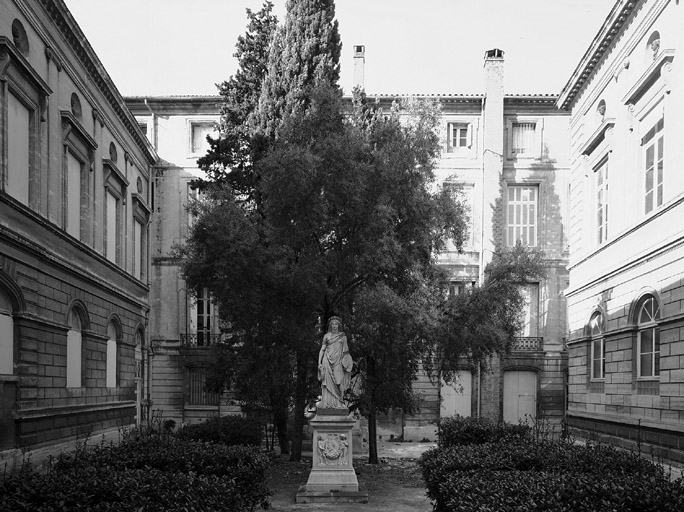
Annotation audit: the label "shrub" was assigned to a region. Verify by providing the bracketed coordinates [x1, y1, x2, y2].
[419, 437, 684, 512]
[176, 414, 264, 446]
[0, 435, 271, 512]
[437, 415, 530, 448]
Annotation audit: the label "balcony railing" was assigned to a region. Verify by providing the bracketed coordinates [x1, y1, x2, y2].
[180, 333, 222, 347]
[513, 336, 543, 351]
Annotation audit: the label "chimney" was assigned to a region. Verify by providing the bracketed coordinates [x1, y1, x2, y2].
[480, 49, 505, 281]
[483, 48, 504, 152]
[353, 45, 365, 90]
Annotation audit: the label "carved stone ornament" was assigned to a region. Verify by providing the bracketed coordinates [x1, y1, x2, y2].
[317, 433, 348, 466]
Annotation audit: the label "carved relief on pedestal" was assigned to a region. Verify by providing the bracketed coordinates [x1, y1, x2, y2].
[317, 433, 349, 466]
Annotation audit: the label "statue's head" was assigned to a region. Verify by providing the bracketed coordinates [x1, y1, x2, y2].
[327, 316, 342, 332]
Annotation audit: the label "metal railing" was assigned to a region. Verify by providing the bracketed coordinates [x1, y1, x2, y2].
[513, 336, 544, 351]
[180, 333, 222, 347]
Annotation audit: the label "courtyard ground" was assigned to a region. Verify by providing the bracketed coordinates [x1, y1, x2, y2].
[265, 441, 435, 511]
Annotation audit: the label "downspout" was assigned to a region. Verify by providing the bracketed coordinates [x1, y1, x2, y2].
[477, 365, 481, 418]
[143, 98, 158, 151]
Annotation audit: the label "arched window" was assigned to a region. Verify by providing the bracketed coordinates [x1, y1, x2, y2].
[637, 295, 660, 378]
[70, 93, 82, 119]
[0, 289, 13, 375]
[11, 19, 29, 55]
[66, 309, 82, 388]
[106, 321, 119, 388]
[589, 312, 605, 380]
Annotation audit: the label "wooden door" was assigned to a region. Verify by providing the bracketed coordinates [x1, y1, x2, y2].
[503, 371, 537, 424]
[440, 371, 472, 418]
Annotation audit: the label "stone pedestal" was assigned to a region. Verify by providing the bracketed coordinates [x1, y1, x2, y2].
[296, 409, 368, 504]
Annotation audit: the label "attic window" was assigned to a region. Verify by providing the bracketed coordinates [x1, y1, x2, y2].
[109, 142, 118, 162]
[11, 19, 29, 55]
[647, 31, 661, 61]
[71, 93, 82, 119]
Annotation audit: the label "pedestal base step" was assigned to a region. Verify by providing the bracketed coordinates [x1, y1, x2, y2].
[295, 485, 369, 504]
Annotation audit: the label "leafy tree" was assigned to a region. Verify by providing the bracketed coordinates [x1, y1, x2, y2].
[182, 0, 544, 466]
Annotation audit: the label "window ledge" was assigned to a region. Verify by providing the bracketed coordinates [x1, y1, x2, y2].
[622, 49, 675, 105]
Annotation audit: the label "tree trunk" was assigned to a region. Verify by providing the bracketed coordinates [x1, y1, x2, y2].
[368, 402, 379, 464]
[274, 404, 290, 454]
[290, 351, 309, 462]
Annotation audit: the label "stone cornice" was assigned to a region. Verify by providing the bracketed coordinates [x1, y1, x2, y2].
[558, 0, 640, 111]
[36, 0, 156, 165]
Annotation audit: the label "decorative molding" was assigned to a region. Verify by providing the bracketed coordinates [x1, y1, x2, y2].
[0, 37, 52, 96]
[44, 45, 62, 71]
[15, 401, 136, 421]
[103, 159, 129, 188]
[558, 1, 640, 110]
[132, 193, 152, 218]
[60, 109, 97, 150]
[621, 49, 675, 105]
[579, 118, 615, 156]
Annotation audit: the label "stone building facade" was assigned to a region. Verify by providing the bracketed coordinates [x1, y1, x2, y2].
[127, 50, 572, 441]
[386, 50, 570, 441]
[0, 0, 155, 469]
[560, 0, 684, 462]
[125, 96, 240, 425]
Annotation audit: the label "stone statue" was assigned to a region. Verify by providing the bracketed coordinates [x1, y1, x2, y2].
[318, 316, 353, 409]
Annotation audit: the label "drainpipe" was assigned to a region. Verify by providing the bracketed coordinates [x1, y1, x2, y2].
[143, 98, 158, 151]
[477, 365, 481, 418]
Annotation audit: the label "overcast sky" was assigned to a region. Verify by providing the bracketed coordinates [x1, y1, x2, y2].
[63, 0, 615, 97]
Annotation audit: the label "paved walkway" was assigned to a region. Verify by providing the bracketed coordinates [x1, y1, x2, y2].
[269, 441, 436, 512]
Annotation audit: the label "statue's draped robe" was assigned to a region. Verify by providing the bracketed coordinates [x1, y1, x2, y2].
[318, 332, 352, 409]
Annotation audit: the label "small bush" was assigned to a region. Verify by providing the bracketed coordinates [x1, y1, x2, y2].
[437, 415, 530, 448]
[0, 434, 271, 512]
[176, 414, 264, 446]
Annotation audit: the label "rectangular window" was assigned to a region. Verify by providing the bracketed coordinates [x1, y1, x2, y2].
[447, 123, 470, 153]
[7, 92, 30, 205]
[190, 123, 213, 154]
[0, 312, 13, 375]
[134, 220, 143, 281]
[638, 328, 660, 378]
[519, 283, 539, 337]
[507, 185, 538, 247]
[66, 329, 82, 388]
[595, 159, 608, 244]
[66, 153, 82, 239]
[591, 338, 605, 380]
[448, 281, 475, 298]
[105, 191, 119, 263]
[106, 338, 117, 388]
[642, 116, 664, 214]
[196, 289, 211, 346]
[444, 183, 475, 249]
[186, 367, 220, 406]
[511, 122, 536, 155]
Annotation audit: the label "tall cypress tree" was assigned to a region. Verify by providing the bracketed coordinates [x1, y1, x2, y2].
[255, 0, 342, 139]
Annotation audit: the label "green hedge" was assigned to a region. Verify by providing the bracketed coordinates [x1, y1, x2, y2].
[176, 414, 264, 446]
[419, 438, 684, 512]
[437, 416, 530, 448]
[0, 434, 270, 512]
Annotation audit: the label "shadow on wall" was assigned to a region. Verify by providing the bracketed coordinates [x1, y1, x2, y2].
[491, 145, 568, 341]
